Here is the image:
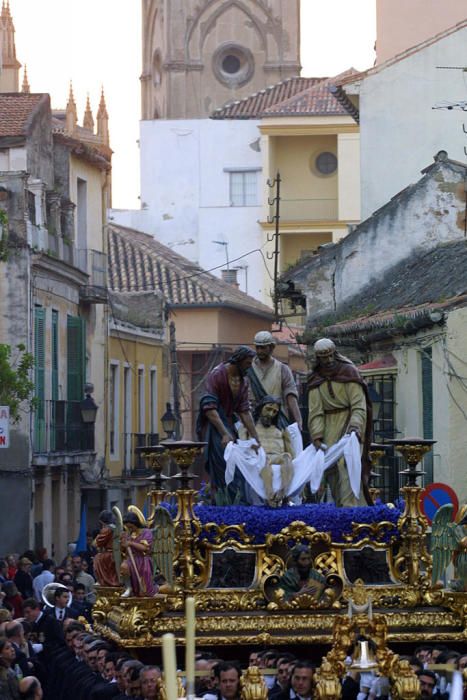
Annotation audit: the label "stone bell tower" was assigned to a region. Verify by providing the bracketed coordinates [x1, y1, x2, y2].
[0, 0, 20, 92]
[141, 0, 301, 120]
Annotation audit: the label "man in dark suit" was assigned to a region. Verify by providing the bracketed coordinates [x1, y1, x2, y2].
[23, 597, 64, 655]
[45, 587, 77, 624]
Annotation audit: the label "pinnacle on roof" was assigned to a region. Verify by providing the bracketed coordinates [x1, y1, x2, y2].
[97, 86, 108, 119]
[65, 81, 78, 134]
[96, 87, 109, 146]
[83, 93, 94, 132]
[21, 65, 30, 93]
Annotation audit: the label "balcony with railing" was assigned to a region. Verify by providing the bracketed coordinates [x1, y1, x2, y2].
[33, 400, 95, 455]
[269, 197, 338, 222]
[77, 248, 108, 303]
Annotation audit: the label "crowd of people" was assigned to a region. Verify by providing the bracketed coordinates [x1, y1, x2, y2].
[0, 547, 466, 700]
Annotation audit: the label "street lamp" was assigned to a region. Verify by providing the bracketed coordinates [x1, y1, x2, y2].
[80, 393, 98, 424]
[161, 402, 177, 440]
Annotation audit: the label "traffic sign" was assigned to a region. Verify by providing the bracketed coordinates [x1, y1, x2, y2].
[420, 482, 459, 524]
[0, 406, 10, 448]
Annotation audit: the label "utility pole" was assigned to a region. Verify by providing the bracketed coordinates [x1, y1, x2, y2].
[266, 171, 281, 323]
[169, 321, 181, 439]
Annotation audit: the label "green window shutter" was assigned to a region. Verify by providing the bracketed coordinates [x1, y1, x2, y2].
[67, 315, 85, 401]
[34, 307, 46, 450]
[34, 308, 46, 400]
[51, 310, 59, 401]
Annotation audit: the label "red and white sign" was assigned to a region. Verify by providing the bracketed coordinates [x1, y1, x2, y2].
[420, 482, 459, 525]
[0, 406, 9, 448]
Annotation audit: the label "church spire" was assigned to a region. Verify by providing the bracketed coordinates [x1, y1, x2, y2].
[21, 65, 30, 93]
[0, 0, 21, 92]
[96, 87, 110, 146]
[66, 81, 78, 135]
[83, 93, 94, 132]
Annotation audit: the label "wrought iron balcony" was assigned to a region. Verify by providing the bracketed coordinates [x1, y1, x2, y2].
[33, 400, 95, 454]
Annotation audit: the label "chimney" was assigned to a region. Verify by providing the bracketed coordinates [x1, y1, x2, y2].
[221, 269, 239, 288]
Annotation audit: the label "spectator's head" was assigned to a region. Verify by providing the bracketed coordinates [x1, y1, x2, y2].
[81, 559, 89, 573]
[458, 653, 467, 671]
[6, 554, 17, 568]
[73, 583, 86, 602]
[0, 608, 12, 624]
[2, 581, 18, 598]
[140, 665, 161, 700]
[248, 651, 259, 667]
[72, 555, 83, 574]
[18, 557, 32, 573]
[96, 645, 112, 675]
[55, 567, 65, 580]
[5, 620, 24, 643]
[263, 651, 280, 668]
[415, 646, 432, 665]
[104, 653, 118, 681]
[276, 658, 294, 688]
[0, 560, 7, 578]
[41, 559, 55, 573]
[54, 588, 70, 609]
[23, 599, 42, 624]
[115, 655, 132, 691]
[416, 670, 437, 698]
[84, 641, 101, 671]
[0, 638, 16, 667]
[35, 548, 48, 562]
[290, 662, 315, 699]
[122, 660, 144, 696]
[19, 676, 43, 700]
[64, 622, 85, 650]
[73, 632, 86, 660]
[215, 661, 242, 700]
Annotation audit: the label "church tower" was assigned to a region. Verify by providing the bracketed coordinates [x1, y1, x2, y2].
[141, 0, 301, 120]
[0, 0, 20, 92]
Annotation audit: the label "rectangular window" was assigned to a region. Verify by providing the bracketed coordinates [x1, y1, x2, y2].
[109, 362, 119, 457]
[137, 367, 145, 434]
[421, 347, 433, 484]
[229, 171, 258, 206]
[150, 368, 158, 435]
[76, 177, 87, 250]
[123, 365, 132, 473]
[365, 373, 399, 503]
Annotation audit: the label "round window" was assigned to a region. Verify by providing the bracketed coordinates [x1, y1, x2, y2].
[315, 152, 338, 175]
[222, 54, 241, 75]
[213, 44, 254, 87]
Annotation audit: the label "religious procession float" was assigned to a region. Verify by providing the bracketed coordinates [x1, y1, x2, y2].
[90, 343, 467, 700]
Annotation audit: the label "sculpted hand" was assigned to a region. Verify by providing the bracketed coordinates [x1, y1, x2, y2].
[250, 440, 261, 454]
[313, 439, 327, 451]
[347, 428, 361, 442]
[221, 433, 233, 450]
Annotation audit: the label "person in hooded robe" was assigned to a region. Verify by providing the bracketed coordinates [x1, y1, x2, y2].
[307, 338, 373, 507]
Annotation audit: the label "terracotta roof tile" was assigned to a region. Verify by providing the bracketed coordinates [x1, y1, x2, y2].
[211, 77, 324, 119]
[108, 224, 273, 319]
[0, 93, 48, 138]
[263, 69, 358, 117]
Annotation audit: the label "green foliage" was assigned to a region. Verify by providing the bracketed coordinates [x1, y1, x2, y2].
[0, 209, 8, 261]
[0, 344, 36, 423]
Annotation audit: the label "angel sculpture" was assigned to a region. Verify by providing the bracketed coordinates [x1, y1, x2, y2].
[117, 505, 175, 597]
[93, 509, 122, 587]
[151, 505, 175, 592]
[431, 504, 467, 591]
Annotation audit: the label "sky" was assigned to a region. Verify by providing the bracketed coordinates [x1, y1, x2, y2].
[12, 0, 376, 209]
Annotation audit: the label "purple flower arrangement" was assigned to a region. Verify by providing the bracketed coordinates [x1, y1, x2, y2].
[193, 503, 402, 544]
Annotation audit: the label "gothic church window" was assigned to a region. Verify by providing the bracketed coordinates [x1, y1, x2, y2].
[213, 44, 254, 88]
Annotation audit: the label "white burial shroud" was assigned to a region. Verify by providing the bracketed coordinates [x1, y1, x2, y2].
[224, 427, 362, 501]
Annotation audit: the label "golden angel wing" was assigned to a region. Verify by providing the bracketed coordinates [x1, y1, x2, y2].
[152, 505, 175, 587]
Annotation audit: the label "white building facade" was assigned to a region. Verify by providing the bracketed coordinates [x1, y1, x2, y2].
[344, 21, 467, 219]
[112, 118, 269, 301]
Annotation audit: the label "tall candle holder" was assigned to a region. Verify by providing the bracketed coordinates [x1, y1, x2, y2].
[368, 443, 388, 502]
[141, 445, 172, 508]
[388, 437, 436, 588]
[160, 440, 206, 591]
